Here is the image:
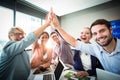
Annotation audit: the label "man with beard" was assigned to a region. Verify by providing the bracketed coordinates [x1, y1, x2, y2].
[50, 12, 120, 75]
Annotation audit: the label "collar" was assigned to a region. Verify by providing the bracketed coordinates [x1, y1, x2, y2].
[99, 38, 120, 55]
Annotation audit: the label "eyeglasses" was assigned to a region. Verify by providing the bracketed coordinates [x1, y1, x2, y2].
[12, 33, 24, 37]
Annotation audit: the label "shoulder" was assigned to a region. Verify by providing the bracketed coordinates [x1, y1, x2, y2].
[117, 38, 120, 42]
[3, 41, 15, 49]
[0, 41, 14, 56]
[116, 38, 120, 50]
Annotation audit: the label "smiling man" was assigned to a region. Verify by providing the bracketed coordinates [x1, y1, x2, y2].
[50, 12, 120, 75]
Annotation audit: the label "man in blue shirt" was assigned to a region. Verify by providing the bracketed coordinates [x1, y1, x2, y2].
[0, 14, 51, 80]
[50, 12, 120, 75]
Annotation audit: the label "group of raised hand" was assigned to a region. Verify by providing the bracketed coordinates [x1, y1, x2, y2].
[45, 9, 60, 29]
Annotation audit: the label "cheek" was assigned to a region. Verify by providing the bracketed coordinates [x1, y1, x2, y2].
[87, 34, 91, 38]
[43, 39, 48, 43]
[10, 36, 15, 40]
[79, 35, 82, 39]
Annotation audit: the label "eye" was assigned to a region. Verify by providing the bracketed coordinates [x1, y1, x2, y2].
[92, 33, 97, 36]
[80, 32, 83, 34]
[86, 33, 90, 35]
[13, 33, 23, 36]
[100, 29, 105, 33]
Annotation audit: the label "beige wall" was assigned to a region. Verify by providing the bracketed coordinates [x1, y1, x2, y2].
[60, 1, 120, 39]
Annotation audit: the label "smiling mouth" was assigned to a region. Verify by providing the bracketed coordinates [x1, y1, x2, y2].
[98, 37, 106, 43]
[81, 38, 86, 40]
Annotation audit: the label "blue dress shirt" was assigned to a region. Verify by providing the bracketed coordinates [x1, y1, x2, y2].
[75, 38, 120, 75]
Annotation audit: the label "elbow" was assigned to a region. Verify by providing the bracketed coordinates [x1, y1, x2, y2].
[72, 40, 77, 47]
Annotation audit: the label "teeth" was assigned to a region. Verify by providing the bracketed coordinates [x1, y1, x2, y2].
[99, 37, 105, 42]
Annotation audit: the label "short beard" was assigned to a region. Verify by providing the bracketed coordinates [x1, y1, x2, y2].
[97, 36, 113, 47]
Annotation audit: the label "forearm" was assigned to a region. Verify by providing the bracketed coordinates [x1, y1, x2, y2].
[55, 25, 77, 47]
[34, 23, 49, 38]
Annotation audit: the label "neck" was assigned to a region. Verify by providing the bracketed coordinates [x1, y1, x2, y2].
[41, 43, 46, 48]
[103, 38, 116, 53]
[41, 43, 47, 53]
[56, 41, 60, 46]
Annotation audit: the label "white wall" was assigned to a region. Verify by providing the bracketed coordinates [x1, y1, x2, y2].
[60, 1, 120, 39]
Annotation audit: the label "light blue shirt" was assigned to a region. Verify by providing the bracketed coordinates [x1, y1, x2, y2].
[75, 39, 120, 75]
[0, 32, 37, 80]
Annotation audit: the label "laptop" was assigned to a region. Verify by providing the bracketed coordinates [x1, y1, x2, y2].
[42, 59, 65, 80]
[96, 68, 120, 80]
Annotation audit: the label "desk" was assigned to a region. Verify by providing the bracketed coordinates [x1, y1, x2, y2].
[28, 66, 96, 80]
[61, 70, 96, 80]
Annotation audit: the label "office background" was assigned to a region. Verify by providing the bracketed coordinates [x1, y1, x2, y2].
[0, 0, 120, 50]
[60, 0, 120, 39]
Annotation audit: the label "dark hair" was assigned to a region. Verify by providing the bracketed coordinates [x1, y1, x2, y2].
[90, 19, 111, 30]
[50, 31, 58, 36]
[40, 31, 49, 38]
[50, 30, 65, 40]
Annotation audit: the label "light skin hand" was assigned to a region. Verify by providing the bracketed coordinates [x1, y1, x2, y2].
[50, 12, 60, 28]
[33, 12, 51, 38]
[49, 12, 77, 47]
[74, 71, 89, 78]
[45, 12, 52, 26]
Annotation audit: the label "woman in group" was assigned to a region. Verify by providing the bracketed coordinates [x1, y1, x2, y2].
[73, 27, 103, 77]
[30, 32, 52, 74]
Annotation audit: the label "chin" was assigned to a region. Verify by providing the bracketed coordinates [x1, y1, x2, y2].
[98, 43, 108, 47]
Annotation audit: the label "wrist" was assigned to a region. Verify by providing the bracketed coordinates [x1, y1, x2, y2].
[44, 20, 51, 27]
[55, 25, 61, 30]
[44, 22, 50, 27]
[85, 71, 89, 76]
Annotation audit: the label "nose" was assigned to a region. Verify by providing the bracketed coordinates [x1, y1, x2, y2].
[96, 33, 103, 39]
[19, 35, 22, 38]
[19, 35, 24, 39]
